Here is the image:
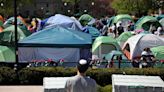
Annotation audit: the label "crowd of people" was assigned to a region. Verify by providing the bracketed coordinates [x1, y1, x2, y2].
[0, 13, 163, 69]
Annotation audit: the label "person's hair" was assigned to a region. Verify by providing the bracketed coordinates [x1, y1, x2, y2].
[77, 60, 89, 73]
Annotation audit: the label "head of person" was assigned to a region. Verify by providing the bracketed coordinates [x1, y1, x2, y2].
[77, 59, 89, 73]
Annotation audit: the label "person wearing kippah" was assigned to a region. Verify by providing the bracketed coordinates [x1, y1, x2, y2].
[65, 59, 97, 92]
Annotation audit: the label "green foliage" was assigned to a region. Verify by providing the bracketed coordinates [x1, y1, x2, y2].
[0, 0, 33, 17]
[0, 66, 17, 84]
[62, 0, 80, 4]
[0, 66, 164, 86]
[18, 67, 76, 84]
[98, 85, 112, 92]
[111, 0, 159, 16]
[18, 67, 164, 86]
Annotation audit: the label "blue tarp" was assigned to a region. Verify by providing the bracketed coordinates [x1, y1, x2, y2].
[40, 14, 83, 31]
[18, 26, 92, 48]
[83, 26, 100, 39]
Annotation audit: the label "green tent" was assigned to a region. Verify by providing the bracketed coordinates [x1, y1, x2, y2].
[0, 25, 30, 45]
[116, 32, 133, 47]
[111, 14, 133, 24]
[0, 20, 3, 27]
[151, 46, 164, 60]
[159, 18, 164, 27]
[156, 14, 164, 20]
[107, 16, 115, 27]
[105, 50, 122, 60]
[0, 45, 15, 62]
[79, 14, 94, 26]
[3, 17, 24, 28]
[135, 16, 161, 31]
[92, 36, 121, 58]
[104, 50, 132, 68]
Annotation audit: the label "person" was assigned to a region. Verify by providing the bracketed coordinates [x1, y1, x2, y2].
[107, 27, 115, 38]
[154, 26, 162, 36]
[140, 57, 148, 68]
[141, 48, 155, 67]
[112, 23, 117, 37]
[106, 56, 114, 68]
[149, 24, 156, 34]
[117, 23, 124, 36]
[65, 59, 97, 92]
[132, 57, 140, 68]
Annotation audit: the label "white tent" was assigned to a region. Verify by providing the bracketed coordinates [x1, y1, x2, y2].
[19, 47, 80, 63]
[112, 74, 164, 92]
[122, 34, 164, 60]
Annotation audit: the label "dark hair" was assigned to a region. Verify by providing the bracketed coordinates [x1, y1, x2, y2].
[77, 61, 89, 73]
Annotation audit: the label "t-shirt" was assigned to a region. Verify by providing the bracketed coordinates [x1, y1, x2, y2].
[117, 25, 124, 35]
[65, 75, 97, 92]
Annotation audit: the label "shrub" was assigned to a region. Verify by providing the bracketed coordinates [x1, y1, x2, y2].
[98, 85, 112, 92]
[0, 67, 17, 85]
[18, 67, 76, 85]
[0, 66, 164, 86]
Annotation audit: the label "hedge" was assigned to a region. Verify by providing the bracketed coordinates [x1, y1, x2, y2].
[0, 67, 18, 85]
[0, 66, 164, 86]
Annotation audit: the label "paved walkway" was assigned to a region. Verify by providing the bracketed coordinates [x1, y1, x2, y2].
[0, 86, 43, 92]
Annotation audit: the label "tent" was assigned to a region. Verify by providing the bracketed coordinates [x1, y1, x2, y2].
[134, 16, 162, 31]
[18, 26, 92, 63]
[104, 50, 132, 68]
[111, 14, 134, 31]
[112, 14, 133, 24]
[0, 15, 4, 22]
[159, 18, 164, 28]
[0, 20, 3, 27]
[79, 14, 95, 26]
[156, 14, 164, 20]
[0, 45, 15, 62]
[116, 32, 133, 47]
[3, 17, 27, 28]
[92, 36, 121, 59]
[0, 25, 30, 45]
[122, 34, 164, 60]
[41, 14, 83, 31]
[83, 26, 100, 40]
[107, 16, 115, 27]
[151, 46, 164, 60]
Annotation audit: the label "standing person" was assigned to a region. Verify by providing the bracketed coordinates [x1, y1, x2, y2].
[112, 23, 117, 37]
[117, 23, 124, 36]
[107, 27, 115, 38]
[65, 59, 97, 92]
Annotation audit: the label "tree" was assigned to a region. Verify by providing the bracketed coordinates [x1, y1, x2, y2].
[0, 0, 33, 17]
[111, 0, 160, 17]
[62, 0, 114, 18]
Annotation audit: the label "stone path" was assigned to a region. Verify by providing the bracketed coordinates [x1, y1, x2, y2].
[0, 86, 43, 92]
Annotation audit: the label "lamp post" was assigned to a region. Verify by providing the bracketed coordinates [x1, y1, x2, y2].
[63, 2, 67, 14]
[74, 0, 79, 14]
[91, 1, 95, 15]
[64, 2, 67, 6]
[0, 2, 3, 7]
[0, 1, 4, 14]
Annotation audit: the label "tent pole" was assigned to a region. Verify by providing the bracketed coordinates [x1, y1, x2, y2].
[14, 0, 18, 69]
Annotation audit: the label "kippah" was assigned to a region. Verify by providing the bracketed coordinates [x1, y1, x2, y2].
[79, 59, 87, 65]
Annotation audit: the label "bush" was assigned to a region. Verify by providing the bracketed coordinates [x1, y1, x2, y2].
[98, 85, 112, 92]
[0, 66, 164, 86]
[18, 67, 76, 85]
[0, 67, 17, 85]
